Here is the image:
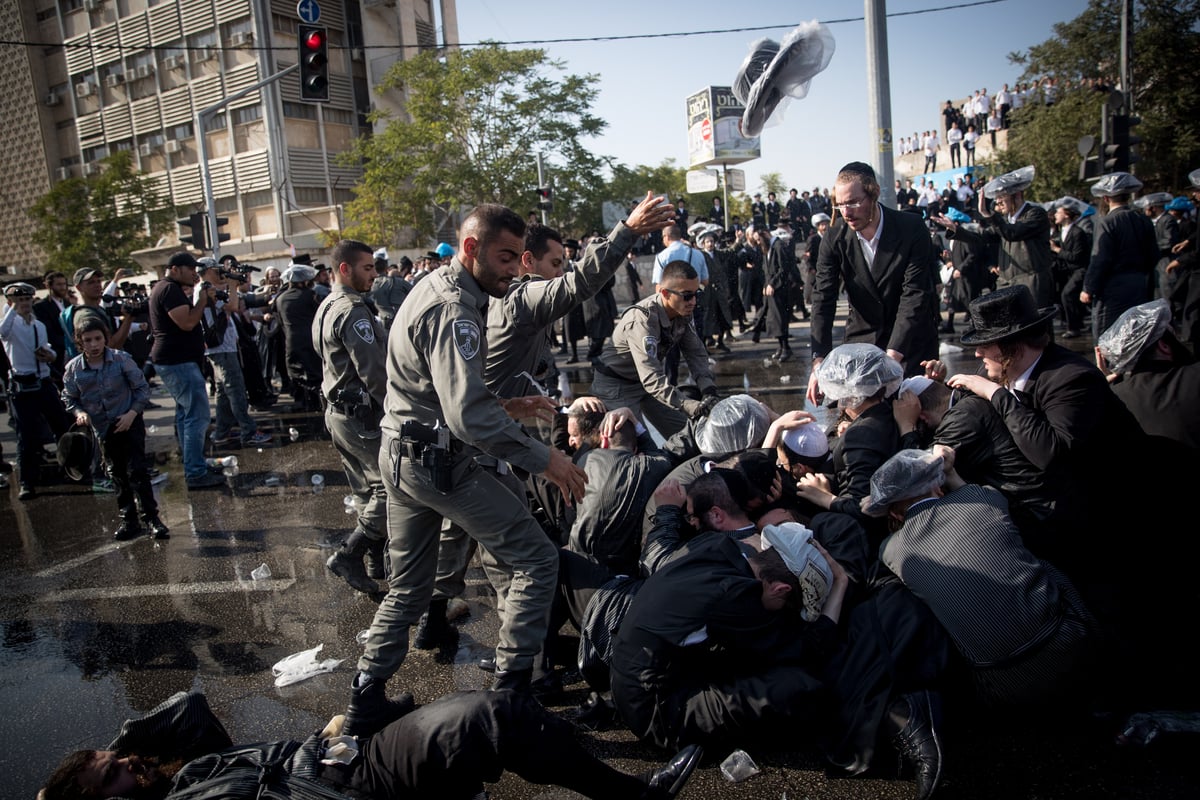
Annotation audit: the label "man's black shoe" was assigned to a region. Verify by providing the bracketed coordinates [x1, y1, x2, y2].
[146, 517, 171, 539]
[640, 744, 703, 799]
[477, 656, 497, 673]
[18, 485, 35, 501]
[343, 673, 415, 739]
[114, 521, 143, 541]
[778, 349, 793, 362]
[412, 598, 454, 650]
[887, 690, 944, 800]
[187, 472, 224, 489]
[492, 667, 533, 692]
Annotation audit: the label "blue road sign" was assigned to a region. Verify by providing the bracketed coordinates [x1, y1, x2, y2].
[297, 0, 320, 24]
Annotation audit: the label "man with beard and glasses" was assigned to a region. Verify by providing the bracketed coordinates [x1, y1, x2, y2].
[39, 690, 701, 800]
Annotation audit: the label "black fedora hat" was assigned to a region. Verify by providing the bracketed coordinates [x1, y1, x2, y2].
[56, 425, 96, 482]
[960, 286, 1058, 346]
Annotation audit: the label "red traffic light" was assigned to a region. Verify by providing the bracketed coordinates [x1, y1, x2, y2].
[303, 29, 325, 51]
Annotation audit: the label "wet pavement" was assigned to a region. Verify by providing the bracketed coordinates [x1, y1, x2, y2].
[1, 313, 1196, 799]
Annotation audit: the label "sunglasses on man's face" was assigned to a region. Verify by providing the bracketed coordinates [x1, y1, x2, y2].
[665, 289, 701, 302]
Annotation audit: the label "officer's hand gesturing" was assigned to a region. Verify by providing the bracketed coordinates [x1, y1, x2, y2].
[543, 447, 587, 507]
[624, 191, 677, 236]
[502, 395, 558, 423]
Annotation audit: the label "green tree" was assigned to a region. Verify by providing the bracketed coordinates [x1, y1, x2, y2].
[339, 44, 608, 247]
[759, 171, 787, 197]
[29, 150, 174, 275]
[1004, 0, 1200, 194]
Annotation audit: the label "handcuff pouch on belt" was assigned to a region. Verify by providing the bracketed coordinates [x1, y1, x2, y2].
[400, 420, 453, 493]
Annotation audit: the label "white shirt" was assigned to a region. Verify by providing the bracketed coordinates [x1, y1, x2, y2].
[947, 127, 963, 145]
[854, 204, 885, 269]
[0, 305, 52, 378]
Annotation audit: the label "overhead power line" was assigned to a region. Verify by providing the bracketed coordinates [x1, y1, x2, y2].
[0, 0, 1006, 54]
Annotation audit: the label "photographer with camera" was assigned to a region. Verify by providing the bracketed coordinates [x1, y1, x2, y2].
[315, 240, 390, 594]
[61, 267, 136, 360]
[195, 259, 272, 449]
[149, 253, 222, 490]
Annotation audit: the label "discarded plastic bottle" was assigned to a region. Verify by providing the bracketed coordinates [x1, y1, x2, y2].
[289, 427, 300, 441]
[223, 466, 239, 477]
[343, 494, 357, 514]
[311, 473, 325, 493]
[250, 563, 272, 581]
[148, 425, 159, 434]
[206, 456, 238, 469]
[719, 749, 761, 783]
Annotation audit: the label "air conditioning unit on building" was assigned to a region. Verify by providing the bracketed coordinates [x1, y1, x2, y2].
[45, 91, 61, 106]
[105, 73, 124, 88]
[351, 48, 364, 62]
[82, 162, 100, 176]
[162, 55, 184, 71]
[55, 167, 72, 181]
[164, 139, 182, 154]
[135, 64, 154, 80]
[137, 143, 155, 157]
[75, 81, 95, 98]
[194, 47, 215, 62]
[228, 32, 253, 48]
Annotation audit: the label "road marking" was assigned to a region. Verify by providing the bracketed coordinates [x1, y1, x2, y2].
[36, 578, 296, 603]
[33, 544, 122, 578]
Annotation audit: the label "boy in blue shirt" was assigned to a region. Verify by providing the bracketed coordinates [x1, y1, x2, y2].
[62, 318, 169, 540]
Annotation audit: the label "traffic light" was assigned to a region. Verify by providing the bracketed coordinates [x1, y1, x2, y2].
[298, 24, 329, 102]
[178, 212, 207, 251]
[1110, 112, 1142, 172]
[536, 186, 553, 212]
[213, 215, 230, 246]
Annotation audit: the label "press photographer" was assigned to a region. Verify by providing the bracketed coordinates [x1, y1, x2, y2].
[61, 267, 137, 358]
[195, 259, 272, 449]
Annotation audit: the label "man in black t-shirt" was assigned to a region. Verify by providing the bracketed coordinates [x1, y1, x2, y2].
[148, 252, 222, 489]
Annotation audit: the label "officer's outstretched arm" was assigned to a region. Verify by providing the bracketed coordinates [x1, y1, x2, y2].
[542, 447, 587, 507]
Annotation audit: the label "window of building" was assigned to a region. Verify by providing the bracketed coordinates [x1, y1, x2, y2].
[166, 122, 194, 141]
[203, 113, 227, 132]
[82, 144, 109, 162]
[62, 0, 83, 13]
[282, 101, 317, 120]
[232, 106, 261, 125]
[243, 189, 273, 208]
[324, 108, 353, 125]
[36, 7, 57, 23]
[112, 139, 133, 152]
[294, 187, 330, 205]
[214, 197, 238, 214]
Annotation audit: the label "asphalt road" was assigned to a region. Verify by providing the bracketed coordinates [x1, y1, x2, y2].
[1, 317, 1196, 800]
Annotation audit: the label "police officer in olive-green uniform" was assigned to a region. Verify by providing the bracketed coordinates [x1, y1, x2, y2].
[342, 205, 588, 739]
[313, 240, 389, 595]
[591, 260, 720, 439]
[416, 193, 678, 654]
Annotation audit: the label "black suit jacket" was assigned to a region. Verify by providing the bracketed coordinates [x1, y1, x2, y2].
[812, 203, 939, 374]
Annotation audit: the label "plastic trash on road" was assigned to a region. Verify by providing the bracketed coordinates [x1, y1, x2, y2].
[355, 629, 370, 646]
[289, 427, 301, 441]
[250, 563, 272, 581]
[720, 749, 761, 782]
[272, 644, 344, 687]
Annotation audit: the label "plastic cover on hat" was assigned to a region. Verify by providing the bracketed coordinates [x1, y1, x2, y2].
[373, 248, 388, 261]
[4, 281, 36, 297]
[944, 206, 972, 224]
[899, 376, 933, 397]
[759, 521, 834, 622]
[1097, 298, 1172, 375]
[1134, 191, 1173, 209]
[735, 21, 836, 138]
[1166, 197, 1194, 213]
[1189, 168, 1200, 188]
[694, 394, 771, 454]
[687, 220, 709, 238]
[817, 343, 903, 408]
[1090, 172, 1143, 197]
[1052, 196, 1091, 216]
[983, 165, 1035, 199]
[281, 264, 318, 283]
[811, 213, 831, 225]
[861, 449, 945, 516]
[435, 242, 455, 258]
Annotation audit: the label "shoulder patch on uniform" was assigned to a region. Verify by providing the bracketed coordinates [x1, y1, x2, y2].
[453, 319, 481, 360]
[643, 335, 658, 360]
[352, 317, 375, 344]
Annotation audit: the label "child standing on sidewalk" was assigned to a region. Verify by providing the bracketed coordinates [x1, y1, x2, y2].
[62, 317, 170, 540]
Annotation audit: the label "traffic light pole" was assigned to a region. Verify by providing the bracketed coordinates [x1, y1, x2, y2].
[536, 152, 547, 226]
[195, 63, 298, 259]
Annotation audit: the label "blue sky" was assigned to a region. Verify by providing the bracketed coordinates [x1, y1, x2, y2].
[455, 0, 1091, 195]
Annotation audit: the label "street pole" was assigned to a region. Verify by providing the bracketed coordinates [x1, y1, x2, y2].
[1120, 0, 1133, 114]
[722, 163, 730, 229]
[865, 0, 896, 208]
[196, 63, 298, 260]
[536, 151, 547, 225]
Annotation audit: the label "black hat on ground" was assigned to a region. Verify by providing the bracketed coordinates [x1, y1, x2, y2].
[57, 425, 96, 482]
[960, 286, 1058, 346]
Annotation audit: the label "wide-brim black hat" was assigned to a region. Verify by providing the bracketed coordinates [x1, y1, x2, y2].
[733, 20, 836, 138]
[960, 286, 1059, 345]
[57, 426, 95, 482]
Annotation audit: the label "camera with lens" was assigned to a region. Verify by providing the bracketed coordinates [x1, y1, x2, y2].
[102, 286, 149, 317]
[199, 281, 230, 303]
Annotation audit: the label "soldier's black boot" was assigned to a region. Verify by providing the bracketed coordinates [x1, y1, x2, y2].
[326, 529, 378, 594]
[343, 672, 415, 739]
[412, 597, 454, 650]
[364, 535, 386, 580]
